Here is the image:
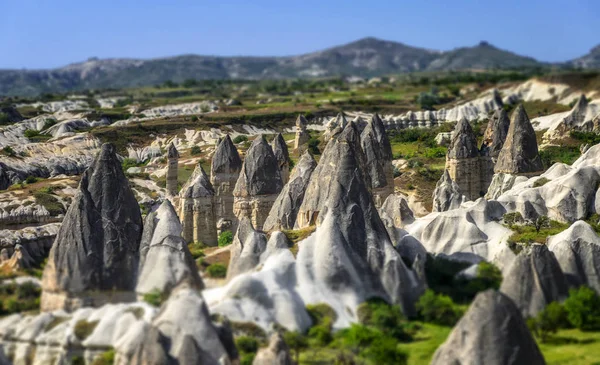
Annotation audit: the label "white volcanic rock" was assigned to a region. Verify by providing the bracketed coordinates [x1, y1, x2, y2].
[252, 333, 293, 365]
[543, 94, 600, 143]
[141, 101, 218, 118]
[432, 170, 466, 212]
[17, 100, 89, 113]
[501, 79, 581, 106]
[227, 218, 268, 280]
[45, 118, 111, 138]
[547, 221, 600, 293]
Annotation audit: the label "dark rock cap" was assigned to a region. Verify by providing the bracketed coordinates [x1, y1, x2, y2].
[296, 114, 308, 127]
[233, 136, 283, 196]
[447, 117, 480, 159]
[167, 142, 180, 159]
[482, 109, 510, 157]
[211, 135, 243, 174]
[271, 133, 290, 169]
[181, 164, 215, 198]
[432, 290, 545, 365]
[494, 104, 543, 174]
[42, 143, 143, 293]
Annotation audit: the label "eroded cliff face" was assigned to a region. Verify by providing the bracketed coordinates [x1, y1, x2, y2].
[210, 135, 242, 234]
[179, 164, 217, 246]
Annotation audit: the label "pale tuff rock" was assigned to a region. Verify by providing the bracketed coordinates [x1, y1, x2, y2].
[494, 105, 543, 175]
[294, 115, 310, 152]
[445, 118, 486, 200]
[233, 136, 283, 230]
[0, 223, 59, 270]
[211, 135, 243, 234]
[360, 114, 394, 207]
[324, 113, 348, 140]
[41, 143, 143, 312]
[482, 109, 511, 159]
[543, 94, 600, 143]
[500, 244, 569, 318]
[227, 218, 268, 280]
[485, 172, 529, 200]
[253, 333, 293, 365]
[136, 200, 203, 299]
[352, 115, 369, 132]
[432, 169, 466, 212]
[431, 290, 545, 365]
[547, 221, 600, 293]
[263, 151, 317, 231]
[271, 133, 290, 184]
[260, 231, 291, 263]
[165, 143, 179, 197]
[379, 193, 416, 246]
[179, 164, 217, 246]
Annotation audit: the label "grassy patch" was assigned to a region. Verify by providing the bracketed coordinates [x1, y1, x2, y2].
[538, 328, 600, 365]
[33, 191, 65, 216]
[91, 349, 115, 365]
[73, 319, 99, 341]
[506, 220, 570, 246]
[142, 289, 166, 307]
[206, 263, 227, 278]
[540, 146, 580, 167]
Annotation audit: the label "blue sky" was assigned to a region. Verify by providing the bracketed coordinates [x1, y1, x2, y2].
[1, 0, 598, 69]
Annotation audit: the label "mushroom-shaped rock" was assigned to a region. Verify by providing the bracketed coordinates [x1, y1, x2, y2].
[136, 200, 203, 299]
[166, 143, 180, 196]
[252, 333, 293, 365]
[271, 133, 291, 184]
[211, 134, 243, 233]
[263, 151, 317, 231]
[179, 164, 217, 245]
[445, 118, 483, 200]
[447, 117, 479, 159]
[153, 284, 234, 364]
[494, 105, 543, 174]
[432, 170, 465, 212]
[227, 217, 268, 280]
[233, 136, 283, 230]
[41, 143, 143, 312]
[500, 244, 569, 318]
[547, 220, 600, 293]
[431, 290, 545, 365]
[294, 115, 310, 151]
[361, 114, 394, 207]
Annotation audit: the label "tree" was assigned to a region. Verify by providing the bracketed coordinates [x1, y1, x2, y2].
[533, 215, 550, 233]
[416, 289, 462, 326]
[218, 231, 233, 247]
[283, 331, 308, 364]
[528, 302, 569, 342]
[564, 286, 600, 330]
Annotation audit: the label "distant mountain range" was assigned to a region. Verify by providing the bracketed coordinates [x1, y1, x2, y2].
[1, 37, 598, 97]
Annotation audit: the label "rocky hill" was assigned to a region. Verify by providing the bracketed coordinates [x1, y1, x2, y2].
[570, 44, 600, 69]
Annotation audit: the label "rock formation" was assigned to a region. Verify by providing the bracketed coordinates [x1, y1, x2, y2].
[233, 136, 283, 230]
[379, 193, 416, 246]
[543, 94, 600, 143]
[166, 142, 179, 197]
[547, 221, 600, 293]
[432, 170, 465, 212]
[263, 151, 317, 231]
[136, 200, 203, 299]
[227, 217, 267, 280]
[294, 115, 310, 152]
[211, 135, 243, 234]
[271, 133, 290, 184]
[445, 117, 484, 200]
[40, 143, 143, 312]
[253, 333, 293, 365]
[481, 109, 511, 189]
[500, 244, 569, 318]
[324, 113, 348, 140]
[431, 290, 545, 365]
[361, 114, 394, 208]
[179, 163, 217, 246]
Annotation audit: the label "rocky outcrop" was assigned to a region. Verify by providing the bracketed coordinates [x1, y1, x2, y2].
[500, 244, 569, 318]
[494, 105, 543, 175]
[294, 115, 310, 152]
[136, 200, 203, 299]
[211, 135, 243, 234]
[0, 223, 60, 269]
[361, 114, 394, 208]
[431, 290, 545, 365]
[547, 221, 600, 293]
[179, 164, 217, 245]
[165, 143, 179, 197]
[271, 133, 290, 184]
[379, 193, 415, 246]
[253, 333, 293, 365]
[324, 113, 348, 140]
[227, 218, 267, 280]
[233, 136, 283, 230]
[543, 94, 600, 143]
[40, 143, 143, 312]
[263, 151, 317, 231]
[432, 170, 465, 212]
[482, 109, 511, 159]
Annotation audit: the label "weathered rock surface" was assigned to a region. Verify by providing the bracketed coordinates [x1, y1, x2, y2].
[253, 333, 293, 365]
[41, 143, 143, 312]
[432, 170, 465, 212]
[500, 244, 569, 318]
[361, 114, 394, 207]
[482, 109, 511, 158]
[179, 163, 217, 245]
[165, 143, 179, 197]
[227, 218, 268, 280]
[263, 151, 317, 231]
[294, 115, 310, 152]
[211, 134, 243, 233]
[494, 104, 543, 174]
[271, 133, 290, 184]
[233, 136, 283, 230]
[431, 290, 545, 365]
[137, 200, 203, 298]
[543, 94, 600, 143]
[0, 223, 60, 269]
[547, 221, 600, 293]
[379, 193, 416, 246]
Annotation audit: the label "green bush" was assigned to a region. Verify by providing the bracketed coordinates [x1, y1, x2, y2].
[528, 302, 570, 342]
[207, 263, 227, 278]
[235, 336, 259, 353]
[284, 331, 308, 364]
[308, 137, 321, 155]
[121, 158, 144, 171]
[190, 146, 202, 156]
[33, 191, 65, 216]
[25, 176, 38, 184]
[233, 135, 248, 144]
[2, 146, 16, 157]
[360, 337, 408, 365]
[218, 231, 234, 247]
[533, 177, 551, 188]
[240, 353, 255, 365]
[16, 282, 40, 299]
[564, 286, 600, 331]
[74, 320, 99, 340]
[91, 349, 115, 365]
[143, 289, 166, 307]
[188, 242, 205, 259]
[357, 298, 412, 341]
[416, 289, 462, 326]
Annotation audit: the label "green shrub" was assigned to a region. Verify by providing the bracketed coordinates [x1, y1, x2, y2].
[25, 176, 38, 184]
[533, 177, 551, 188]
[235, 336, 259, 353]
[233, 135, 248, 144]
[528, 302, 570, 342]
[207, 263, 227, 278]
[503, 212, 524, 226]
[16, 282, 40, 299]
[308, 322, 333, 346]
[190, 146, 202, 156]
[121, 158, 144, 171]
[33, 191, 65, 216]
[356, 298, 412, 341]
[24, 129, 40, 138]
[564, 286, 600, 331]
[360, 337, 408, 364]
[71, 355, 85, 365]
[230, 321, 267, 339]
[74, 320, 99, 340]
[284, 331, 308, 364]
[306, 303, 337, 326]
[91, 349, 115, 365]
[416, 289, 462, 326]
[240, 353, 255, 365]
[42, 119, 57, 130]
[188, 242, 205, 259]
[2, 146, 16, 157]
[3, 298, 21, 313]
[143, 289, 166, 307]
[218, 231, 234, 247]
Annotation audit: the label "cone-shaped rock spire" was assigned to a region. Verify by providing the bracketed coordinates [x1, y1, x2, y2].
[361, 113, 394, 207]
[294, 115, 310, 152]
[166, 142, 180, 196]
[482, 109, 511, 158]
[211, 134, 243, 234]
[447, 117, 479, 159]
[180, 164, 217, 245]
[271, 133, 290, 184]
